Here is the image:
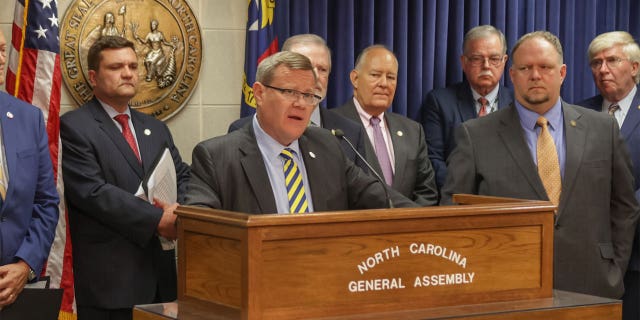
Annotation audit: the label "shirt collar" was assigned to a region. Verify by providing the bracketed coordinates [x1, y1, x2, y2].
[98, 98, 132, 119]
[471, 85, 500, 107]
[353, 96, 387, 128]
[515, 98, 563, 131]
[602, 85, 637, 114]
[253, 115, 302, 159]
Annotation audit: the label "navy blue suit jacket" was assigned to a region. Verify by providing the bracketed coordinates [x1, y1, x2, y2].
[61, 98, 190, 308]
[420, 81, 513, 189]
[228, 107, 369, 171]
[0, 92, 59, 276]
[578, 87, 640, 271]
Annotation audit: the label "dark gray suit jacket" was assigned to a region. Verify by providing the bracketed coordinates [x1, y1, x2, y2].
[61, 98, 190, 308]
[420, 81, 513, 189]
[578, 87, 640, 272]
[333, 99, 438, 206]
[442, 102, 639, 299]
[185, 124, 416, 213]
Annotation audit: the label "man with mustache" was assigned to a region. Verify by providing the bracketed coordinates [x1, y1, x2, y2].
[442, 31, 639, 299]
[577, 31, 640, 320]
[333, 45, 438, 206]
[420, 25, 513, 192]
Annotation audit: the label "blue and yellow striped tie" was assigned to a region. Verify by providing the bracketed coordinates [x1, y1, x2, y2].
[280, 148, 309, 214]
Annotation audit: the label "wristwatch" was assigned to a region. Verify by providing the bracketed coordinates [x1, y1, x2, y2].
[27, 268, 36, 282]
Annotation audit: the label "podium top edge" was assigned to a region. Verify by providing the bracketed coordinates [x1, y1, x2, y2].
[176, 199, 556, 227]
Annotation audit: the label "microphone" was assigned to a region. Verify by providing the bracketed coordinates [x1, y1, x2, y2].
[331, 129, 394, 208]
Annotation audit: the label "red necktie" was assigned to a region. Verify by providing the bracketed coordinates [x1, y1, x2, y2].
[114, 114, 141, 162]
[478, 97, 488, 117]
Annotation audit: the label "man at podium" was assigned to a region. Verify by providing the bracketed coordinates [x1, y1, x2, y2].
[186, 51, 416, 213]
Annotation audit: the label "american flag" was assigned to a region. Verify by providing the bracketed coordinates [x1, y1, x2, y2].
[6, 0, 75, 319]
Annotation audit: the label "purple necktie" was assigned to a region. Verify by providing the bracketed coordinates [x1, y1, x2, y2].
[370, 116, 393, 185]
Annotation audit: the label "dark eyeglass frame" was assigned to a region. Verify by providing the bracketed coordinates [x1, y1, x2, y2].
[263, 84, 322, 105]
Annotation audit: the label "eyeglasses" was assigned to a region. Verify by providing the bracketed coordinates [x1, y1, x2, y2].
[465, 55, 504, 66]
[263, 84, 322, 105]
[589, 56, 628, 70]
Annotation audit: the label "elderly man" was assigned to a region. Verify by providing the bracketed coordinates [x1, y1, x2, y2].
[333, 45, 438, 206]
[186, 51, 415, 213]
[442, 31, 639, 299]
[229, 34, 368, 170]
[421, 25, 513, 190]
[577, 31, 640, 320]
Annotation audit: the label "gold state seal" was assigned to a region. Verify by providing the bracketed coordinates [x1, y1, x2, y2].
[61, 0, 202, 121]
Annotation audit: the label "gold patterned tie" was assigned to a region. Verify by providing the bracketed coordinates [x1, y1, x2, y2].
[0, 167, 6, 200]
[536, 116, 561, 205]
[608, 103, 620, 116]
[280, 148, 309, 214]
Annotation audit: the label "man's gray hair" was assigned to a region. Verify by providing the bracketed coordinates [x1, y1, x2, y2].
[282, 34, 332, 71]
[463, 25, 507, 55]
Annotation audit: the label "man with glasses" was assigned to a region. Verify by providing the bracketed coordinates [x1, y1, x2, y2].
[442, 31, 638, 299]
[185, 51, 416, 213]
[577, 31, 640, 320]
[420, 25, 513, 192]
[333, 45, 438, 206]
[229, 34, 368, 171]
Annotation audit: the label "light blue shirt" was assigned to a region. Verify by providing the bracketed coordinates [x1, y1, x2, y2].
[515, 99, 566, 178]
[253, 115, 314, 213]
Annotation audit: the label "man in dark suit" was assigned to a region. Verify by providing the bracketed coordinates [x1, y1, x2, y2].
[186, 51, 415, 213]
[229, 34, 368, 171]
[577, 31, 640, 319]
[421, 25, 513, 190]
[333, 45, 438, 206]
[442, 31, 639, 299]
[0, 30, 59, 308]
[61, 36, 190, 320]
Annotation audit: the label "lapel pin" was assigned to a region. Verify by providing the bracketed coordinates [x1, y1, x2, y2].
[396, 130, 403, 137]
[309, 151, 316, 159]
[570, 120, 576, 127]
[637, 105, 640, 110]
[144, 129, 151, 136]
[6, 112, 13, 119]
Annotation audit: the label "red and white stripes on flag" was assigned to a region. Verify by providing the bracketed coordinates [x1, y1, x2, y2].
[6, 0, 76, 319]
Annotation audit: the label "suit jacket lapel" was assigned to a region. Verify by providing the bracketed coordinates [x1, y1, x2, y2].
[298, 133, 331, 212]
[498, 106, 548, 199]
[130, 111, 157, 174]
[620, 89, 640, 139]
[239, 125, 277, 213]
[559, 103, 587, 215]
[457, 82, 477, 121]
[342, 99, 383, 175]
[497, 86, 513, 110]
[88, 100, 144, 178]
[385, 114, 407, 189]
[0, 103, 18, 205]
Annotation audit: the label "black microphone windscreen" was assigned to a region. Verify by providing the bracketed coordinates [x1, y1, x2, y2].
[331, 129, 345, 138]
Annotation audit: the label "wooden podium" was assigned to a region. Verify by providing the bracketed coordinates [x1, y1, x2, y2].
[147, 195, 620, 319]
